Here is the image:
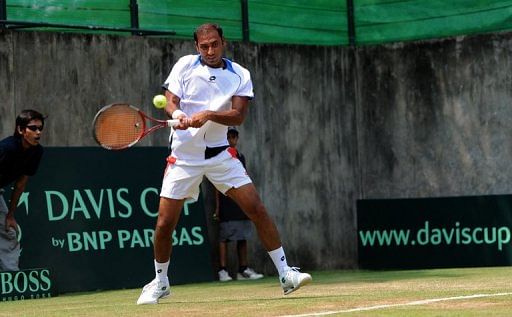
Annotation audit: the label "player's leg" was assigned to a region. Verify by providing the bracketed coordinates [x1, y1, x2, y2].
[228, 184, 311, 293]
[205, 155, 280, 249]
[138, 161, 203, 305]
[137, 197, 184, 305]
[227, 183, 281, 250]
[154, 197, 185, 262]
[207, 156, 311, 294]
[227, 184, 285, 269]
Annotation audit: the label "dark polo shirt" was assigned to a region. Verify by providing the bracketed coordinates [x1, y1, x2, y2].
[0, 136, 43, 189]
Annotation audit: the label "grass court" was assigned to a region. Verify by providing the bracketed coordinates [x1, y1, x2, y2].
[3, 266, 512, 316]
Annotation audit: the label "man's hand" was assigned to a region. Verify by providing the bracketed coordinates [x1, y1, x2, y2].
[188, 110, 212, 128]
[213, 207, 219, 222]
[173, 113, 190, 130]
[5, 213, 17, 233]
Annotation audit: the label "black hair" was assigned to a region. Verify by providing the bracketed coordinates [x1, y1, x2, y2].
[227, 126, 239, 136]
[13, 109, 46, 137]
[193, 23, 224, 42]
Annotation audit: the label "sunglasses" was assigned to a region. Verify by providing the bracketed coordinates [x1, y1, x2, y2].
[26, 125, 44, 132]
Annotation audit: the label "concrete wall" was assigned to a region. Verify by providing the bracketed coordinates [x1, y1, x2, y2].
[356, 33, 512, 199]
[2, 29, 512, 276]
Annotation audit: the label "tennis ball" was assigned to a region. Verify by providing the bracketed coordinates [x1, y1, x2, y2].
[153, 94, 167, 109]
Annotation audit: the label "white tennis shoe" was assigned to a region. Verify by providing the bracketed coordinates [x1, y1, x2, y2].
[136, 278, 171, 305]
[237, 268, 264, 280]
[280, 267, 312, 295]
[218, 269, 233, 282]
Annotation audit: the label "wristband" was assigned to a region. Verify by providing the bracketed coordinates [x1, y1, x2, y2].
[171, 109, 186, 119]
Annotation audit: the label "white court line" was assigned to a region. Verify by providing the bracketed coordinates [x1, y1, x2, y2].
[280, 292, 512, 317]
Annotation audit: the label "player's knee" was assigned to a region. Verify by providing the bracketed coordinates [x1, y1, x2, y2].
[155, 215, 178, 233]
[245, 202, 268, 219]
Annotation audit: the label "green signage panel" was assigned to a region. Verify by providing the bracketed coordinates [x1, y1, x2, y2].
[0, 268, 55, 301]
[358, 195, 512, 269]
[6, 147, 212, 293]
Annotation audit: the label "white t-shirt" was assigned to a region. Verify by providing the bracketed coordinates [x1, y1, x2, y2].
[163, 54, 254, 161]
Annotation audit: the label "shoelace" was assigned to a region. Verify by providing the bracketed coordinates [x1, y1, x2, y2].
[142, 280, 157, 291]
[282, 267, 302, 282]
[143, 279, 167, 294]
[287, 267, 301, 274]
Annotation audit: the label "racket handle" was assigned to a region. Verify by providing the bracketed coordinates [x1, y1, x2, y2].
[166, 119, 180, 127]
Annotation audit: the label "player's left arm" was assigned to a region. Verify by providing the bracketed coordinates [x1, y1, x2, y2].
[5, 175, 28, 231]
[187, 95, 249, 128]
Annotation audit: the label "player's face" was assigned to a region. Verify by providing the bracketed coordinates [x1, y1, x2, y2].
[20, 119, 43, 148]
[195, 30, 225, 68]
[227, 133, 238, 147]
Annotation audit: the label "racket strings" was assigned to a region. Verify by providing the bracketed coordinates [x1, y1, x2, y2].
[94, 105, 144, 150]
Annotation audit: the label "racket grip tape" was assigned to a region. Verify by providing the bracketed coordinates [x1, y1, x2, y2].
[166, 119, 180, 127]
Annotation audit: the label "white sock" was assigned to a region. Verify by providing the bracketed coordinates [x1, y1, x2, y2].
[268, 247, 290, 276]
[154, 259, 170, 283]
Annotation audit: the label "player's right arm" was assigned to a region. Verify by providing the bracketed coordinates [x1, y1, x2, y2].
[164, 90, 189, 130]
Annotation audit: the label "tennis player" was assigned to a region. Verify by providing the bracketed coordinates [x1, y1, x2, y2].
[137, 23, 311, 305]
[0, 109, 45, 271]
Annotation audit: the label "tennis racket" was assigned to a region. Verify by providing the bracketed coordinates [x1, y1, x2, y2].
[92, 103, 180, 150]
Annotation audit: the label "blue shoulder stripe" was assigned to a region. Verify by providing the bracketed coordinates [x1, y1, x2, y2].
[193, 54, 202, 66]
[223, 58, 237, 75]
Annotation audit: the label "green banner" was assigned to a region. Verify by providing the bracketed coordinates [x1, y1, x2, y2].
[358, 195, 512, 269]
[0, 268, 55, 301]
[4, 147, 212, 293]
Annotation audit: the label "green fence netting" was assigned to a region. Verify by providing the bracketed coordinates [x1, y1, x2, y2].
[138, 0, 242, 40]
[3, 0, 512, 46]
[356, 0, 512, 45]
[6, 0, 131, 30]
[248, 0, 348, 45]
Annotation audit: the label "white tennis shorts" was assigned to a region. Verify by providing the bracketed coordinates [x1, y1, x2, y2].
[160, 149, 252, 201]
